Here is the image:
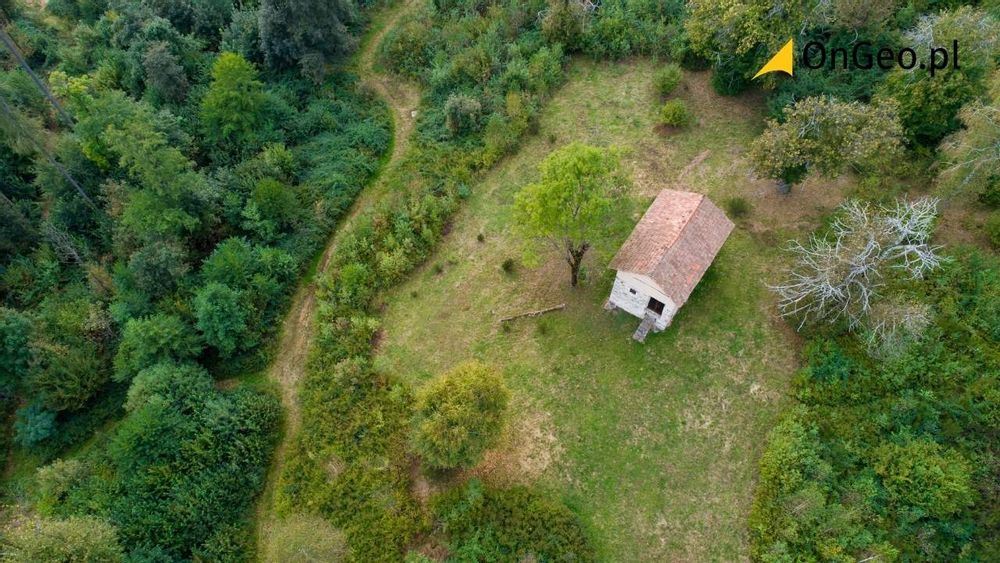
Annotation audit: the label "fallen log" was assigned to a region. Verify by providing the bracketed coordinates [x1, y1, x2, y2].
[498, 303, 565, 324]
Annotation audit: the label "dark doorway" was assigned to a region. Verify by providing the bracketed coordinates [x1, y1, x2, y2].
[646, 297, 665, 315]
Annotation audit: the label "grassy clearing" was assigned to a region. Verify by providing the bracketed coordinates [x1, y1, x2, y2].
[373, 58, 856, 561]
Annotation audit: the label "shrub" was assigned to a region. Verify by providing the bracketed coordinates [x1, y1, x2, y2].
[113, 314, 203, 382]
[431, 480, 595, 561]
[980, 177, 1000, 207]
[986, 212, 1000, 249]
[659, 99, 691, 127]
[124, 362, 214, 412]
[501, 257, 516, 274]
[0, 307, 32, 392]
[724, 196, 751, 219]
[36, 458, 90, 514]
[14, 402, 57, 447]
[873, 439, 974, 518]
[542, 0, 585, 51]
[3, 516, 124, 562]
[444, 94, 482, 136]
[377, 19, 431, 78]
[654, 64, 683, 97]
[411, 361, 509, 470]
[194, 282, 255, 358]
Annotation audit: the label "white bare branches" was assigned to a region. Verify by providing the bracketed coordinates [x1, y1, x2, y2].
[861, 299, 932, 359]
[771, 198, 945, 330]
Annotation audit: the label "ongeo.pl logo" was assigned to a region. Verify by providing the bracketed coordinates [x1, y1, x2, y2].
[753, 38, 961, 79]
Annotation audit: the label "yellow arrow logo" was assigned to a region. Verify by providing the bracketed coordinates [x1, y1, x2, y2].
[753, 39, 794, 79]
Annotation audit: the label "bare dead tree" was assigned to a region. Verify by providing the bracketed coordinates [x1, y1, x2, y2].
[861, 299, 932, 359]
[770, 198, 944, 330]
[41, 221, 84, 266]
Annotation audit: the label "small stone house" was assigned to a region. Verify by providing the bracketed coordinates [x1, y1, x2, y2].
[606, 189, 734, 341]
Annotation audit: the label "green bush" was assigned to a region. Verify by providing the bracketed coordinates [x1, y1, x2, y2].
[723, 196, 751, 219]
[980, 177, 1000, 207]
[14, 402, 57, 447]
[659, 99, 691, 127]
[444, 93, 482, 136]
[376, 18, 431, 78]
[431, 480, 595, 561]
[113, 314, 203, 382]
[194, 282, 256, 358]
[654, 63, 683, 97]
[542, 0, 585, 51]
[0, 307, 32, 393]
[411, 361, 509, 470]
[873, 439, 975, 518]
[501, 257, 516, 274]
[3, 516, 124, 562]
[986, 212, 1000, 249]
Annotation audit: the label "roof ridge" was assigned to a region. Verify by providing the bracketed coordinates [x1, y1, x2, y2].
[662, 191, 705, 248]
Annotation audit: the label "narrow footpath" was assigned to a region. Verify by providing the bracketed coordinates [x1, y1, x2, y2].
[254, 0, 421, 551]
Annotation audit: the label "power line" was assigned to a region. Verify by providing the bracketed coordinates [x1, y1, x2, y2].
[0, 27, 75, 128]
[0, 92, 100, 210]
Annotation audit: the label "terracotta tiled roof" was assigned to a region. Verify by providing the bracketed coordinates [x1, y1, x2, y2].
[609, 189, 734, 306]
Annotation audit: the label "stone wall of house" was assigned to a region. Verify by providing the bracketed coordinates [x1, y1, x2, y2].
[608, 272, 677, 330]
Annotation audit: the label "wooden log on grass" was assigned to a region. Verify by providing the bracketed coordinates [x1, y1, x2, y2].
[498, 304, 565, 324]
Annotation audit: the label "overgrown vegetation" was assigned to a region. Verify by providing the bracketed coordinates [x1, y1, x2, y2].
[3, 0, 998, 560]
[1, 0, 388, 557]
[752, 249, 1000, 560]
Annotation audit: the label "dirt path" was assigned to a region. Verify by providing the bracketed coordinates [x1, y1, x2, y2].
[254, 0, 422, 553]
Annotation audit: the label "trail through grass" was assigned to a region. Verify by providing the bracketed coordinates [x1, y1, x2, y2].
[253, 1, 422, 554]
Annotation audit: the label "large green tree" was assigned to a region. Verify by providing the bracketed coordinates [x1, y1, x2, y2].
[258, 0, 358, 71]
[512, 142, 629, 287]
[875, 7, 1000, 146]
[200, 52, 270, 157]
[193, 282, 255, 358]
[113, 314, 203, 382]
[749, 97, 904, 187]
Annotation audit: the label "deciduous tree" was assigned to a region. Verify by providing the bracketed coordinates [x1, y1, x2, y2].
[512, 143, 629, 287]
[876, 7, 1000, 146]
[113, 314, 203, 382]
[193, 282, 254, 358]
[771, 198, 944, 329]
[938, 73, 1000, 202]
[749, 97, 904, 187]
[200, 52, 270, 157]
[258, 0, 358, 71]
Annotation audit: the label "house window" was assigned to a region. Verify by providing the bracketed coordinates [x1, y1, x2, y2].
[629, 288, 637, 295]
[646, 297, 665, 315]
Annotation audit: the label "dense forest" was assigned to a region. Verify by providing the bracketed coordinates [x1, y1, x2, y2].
[1, 0, 998, 561]
[0, 0, 390, 558]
